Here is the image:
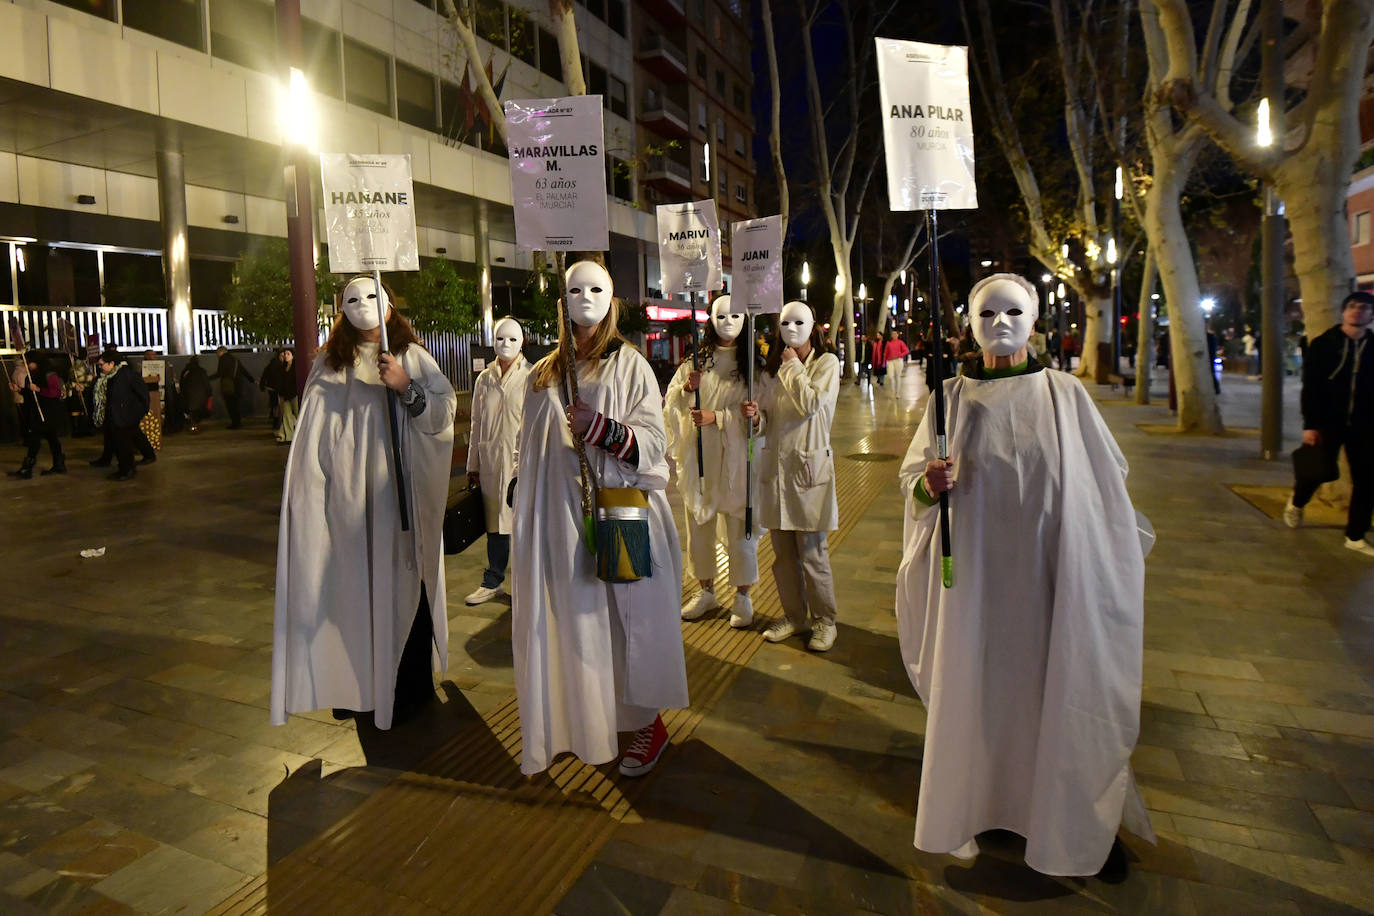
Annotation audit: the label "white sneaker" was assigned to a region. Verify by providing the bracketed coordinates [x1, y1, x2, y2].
[681, 589, 717, 621]
[464, 585, 504, 606]
[1283, 499, 1303, 529]
[1344, 538, 1374, 558]
[764, 619, 805, 643]
[807, 620, 837, 652]
[728, 593, 754, 629]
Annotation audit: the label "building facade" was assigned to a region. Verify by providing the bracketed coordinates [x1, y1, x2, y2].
[0, 0, 755, 363]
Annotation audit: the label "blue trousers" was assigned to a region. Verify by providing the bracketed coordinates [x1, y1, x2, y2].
[482, 532, 510, 589]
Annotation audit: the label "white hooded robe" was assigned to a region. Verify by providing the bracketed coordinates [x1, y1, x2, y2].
[271, 341, 456, 730]
[511, 345, 689, 775]
[895, 367, 1153, 875]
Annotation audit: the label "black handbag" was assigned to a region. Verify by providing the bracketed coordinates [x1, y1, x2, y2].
[443, 486, 487, 555]
[1292, 442, 1339, 487]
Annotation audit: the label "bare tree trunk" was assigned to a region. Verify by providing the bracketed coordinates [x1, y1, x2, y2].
[1078, 296, 1110, 382]
[876, 228, 924, 334]
[547, 0, 586, 95]
[1151, 0, 1374, 328]
[760, 0, 789, 237]
[1147, 161, 1224, 432]
[440, 0, 509, 146]
[1134, 248, 1157, 403]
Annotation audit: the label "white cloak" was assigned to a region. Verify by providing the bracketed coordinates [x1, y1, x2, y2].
[466, 354, 531, 534]
[756, 351, 840, 532]
[664, 351, 757, 525]
[511, 345, 689, 775]
[895, 368, 1153, 875]
[271, 342, 456, 730]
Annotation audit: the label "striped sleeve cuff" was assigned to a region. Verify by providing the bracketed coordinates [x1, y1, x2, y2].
[586, 411, 638, 463]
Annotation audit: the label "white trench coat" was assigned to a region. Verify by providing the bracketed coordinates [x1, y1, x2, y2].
[755, 350, 840, 532]
[664, 351, 757, 525]
[466, 354, 531, 533]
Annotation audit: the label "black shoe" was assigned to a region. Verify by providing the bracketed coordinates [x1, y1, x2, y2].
[331, 708, 357, 720]
[89, 458, 111, 467]
[8, 465, 34, 480]
[228, 423, 242, 430]
[108, 470, 136, 481]
[40, 464, 67, 476]
[1096, 838, 1128, 884]
[138, 454, 157, 465]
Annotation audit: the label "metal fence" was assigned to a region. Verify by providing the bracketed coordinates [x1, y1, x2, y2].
[3, 305, 477, 391]
[2, 305, 168, 354]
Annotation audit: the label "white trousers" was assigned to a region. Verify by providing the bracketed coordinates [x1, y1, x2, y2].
[685, 513, 760, 588]
[888, 358, 905, 395]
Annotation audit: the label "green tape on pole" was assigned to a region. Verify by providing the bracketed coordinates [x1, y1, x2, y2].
[941, 556, 954, 589]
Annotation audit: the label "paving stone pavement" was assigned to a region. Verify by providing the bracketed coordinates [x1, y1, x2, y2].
[0, 365, 1371, 914]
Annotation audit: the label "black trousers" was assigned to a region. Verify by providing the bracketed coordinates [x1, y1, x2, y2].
[392, 584, 436, 722]
[111, 425, 138, 474]
[1293, 426, 1374, 541]
[224, 387, 242, 427]
[100, 425, 154, 463]
[23, 409, 63, 465]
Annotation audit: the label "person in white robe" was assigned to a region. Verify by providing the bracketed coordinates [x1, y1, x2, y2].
[511, 260, 688, 777]
[742, 301, 842, 653]
[272, 276, 456, 730]
[464, 317, 532, 605]
[895, 273, 1154, 878]
[667, 295, 760, 629]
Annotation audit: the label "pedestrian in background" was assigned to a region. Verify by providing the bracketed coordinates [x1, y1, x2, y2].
[209, 346, 253, 429]
[7, 353, 65, 478]
[883, 328, 911, 394]
[259, 348, 299, 444]
[180, 359, 211, 432]
[1285, 290, 1374, 557]
[95, 351, 150, 482]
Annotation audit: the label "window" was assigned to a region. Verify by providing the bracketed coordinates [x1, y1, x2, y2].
[735, 182, 747, 204]
[538, 28, 562, 80]
[344, 39, 392, 115]
[733, 84, 747, 112]
[716, 118, 726, 141]
[509, 8, 537, 68]
[124, 0, 204, 51]
[608, 76, 629, 118]
[1355, 211, 1372, 247]
[210, 0, 275, 73]
[583, 0, 606, 17]
[695, 50, 707, 79]
[606, 0, 626, 36]
[607, 158, 633, 203]
[0, 244, 11, 305]
[302, 20, 343, 99]
[397, 61, 437, 130]
[697, 103, 707, 132]
[718, 166, 727, 195]
[733, 130, 745, 157]
[715, 69, 726, 96]
[475, 0, 507, 49]
[442, 80, 508, 156]
[48, 0, 115, 21]
[586, 59, 608, 100]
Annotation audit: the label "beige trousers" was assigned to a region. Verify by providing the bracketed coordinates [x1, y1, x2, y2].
[685, 513, 759, 588]
[769, 529, 838, 626]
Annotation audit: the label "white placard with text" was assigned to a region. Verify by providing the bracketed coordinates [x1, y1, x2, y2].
[656, 199, 723, 295]
[319, 153, 420, 271]
[730, 216, 783, 314]
[505, 96, 609, 251]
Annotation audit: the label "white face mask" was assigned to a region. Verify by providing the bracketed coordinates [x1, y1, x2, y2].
[341, 277, 387, 331]
[565, 261, 613, 328]
[971, 277, 1038, 357]
[711, 295, 744, 343]
[778, 301, 815, 348]
[493, 318, 524, 362]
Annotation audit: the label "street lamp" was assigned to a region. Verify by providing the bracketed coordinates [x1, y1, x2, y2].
[278, 67, 318, 150]
[801, 260, 810, 301]
[1041, 273, 1052, 284]
[1257, 0, 1284, 460]
[1200, 296, 1216, 315]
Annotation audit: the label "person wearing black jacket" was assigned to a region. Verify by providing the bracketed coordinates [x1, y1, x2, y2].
[179, 359, 211, 432]
[95, 353, 150, 481]
[209, 347, 254, 429]
[7, 353, 65, 479]
[1285, 291, 1374, 557]
[259, 348, 299, 443]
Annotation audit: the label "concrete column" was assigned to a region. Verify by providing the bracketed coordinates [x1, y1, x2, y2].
[474, 198, 494, 345]
[157, 123, 194, 355]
